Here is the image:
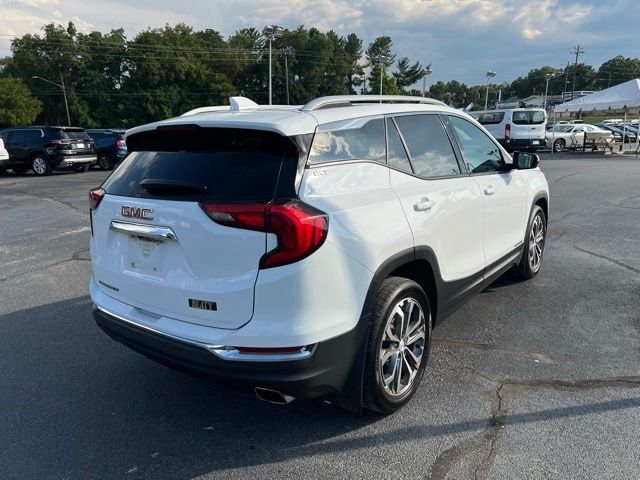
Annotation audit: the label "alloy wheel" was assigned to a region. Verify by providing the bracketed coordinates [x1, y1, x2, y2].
[528, 214, 545, 272]
[32, 157, 47, 175]
[379, 297, 426, 397]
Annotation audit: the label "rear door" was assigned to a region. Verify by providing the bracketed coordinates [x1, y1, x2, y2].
[6, 130, 29, 163]
[90, 127, 300, 329]
[59, 128, 94, 155]
[512, 110, 547, 145]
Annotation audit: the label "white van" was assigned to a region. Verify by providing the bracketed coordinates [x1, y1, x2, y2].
[470, 108, 547, 152]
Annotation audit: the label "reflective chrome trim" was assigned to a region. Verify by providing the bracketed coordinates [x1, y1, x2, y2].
[207, 345, 313, 362]
[110, 220, 178, 241]
[94, 305, 314, 362]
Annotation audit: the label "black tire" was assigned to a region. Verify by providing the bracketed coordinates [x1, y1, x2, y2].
[73, 165, 89, 172]
[553, 138, 565, 152]
[514, 205, 546, 280]
[363, 277, 432, 414]
[98, 153, 114, 170]
[31, 154, 52, 176]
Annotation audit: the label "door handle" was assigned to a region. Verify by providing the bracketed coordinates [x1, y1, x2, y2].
[413, 198, 434, 212]
[483, 185, 496, 196]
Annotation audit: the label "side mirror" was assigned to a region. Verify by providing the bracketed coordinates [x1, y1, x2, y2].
[512, 151, 539, 170]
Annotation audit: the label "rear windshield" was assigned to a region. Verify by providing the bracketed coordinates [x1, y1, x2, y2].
[512, 111, 546, 125]
[102, 127, 299, 202]
[55, 129, 92, 140]
[471, 112, 505, 125]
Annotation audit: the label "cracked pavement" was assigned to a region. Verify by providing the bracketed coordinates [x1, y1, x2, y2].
[1, 154, 639, 479]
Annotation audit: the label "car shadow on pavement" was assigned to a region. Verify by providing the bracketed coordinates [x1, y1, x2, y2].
[1, 296, 638, 479]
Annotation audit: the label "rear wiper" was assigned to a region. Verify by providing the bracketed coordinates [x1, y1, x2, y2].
[139, 179, 208, 195]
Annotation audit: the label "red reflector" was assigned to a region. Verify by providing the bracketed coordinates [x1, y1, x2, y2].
[89, 188, 105, 210]
[201, 200, 328, 269]
[235, 346, 303, 353]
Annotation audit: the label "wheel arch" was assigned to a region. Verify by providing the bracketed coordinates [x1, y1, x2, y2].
[532, 191, 549, 224]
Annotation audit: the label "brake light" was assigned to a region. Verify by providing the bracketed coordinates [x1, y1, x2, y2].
[505, 123, 511, 140]
[115, 139, 126, 147]
[89, 188, 105, 210]
[201, 200, 328, 269]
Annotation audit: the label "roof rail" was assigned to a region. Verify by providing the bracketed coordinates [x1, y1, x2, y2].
[301, 95, 446, 111]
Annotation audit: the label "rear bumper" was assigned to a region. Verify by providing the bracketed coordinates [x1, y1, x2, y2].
[499, 138, 546, 150]
[0, 157, 9, 169]
[54, 155, 97, 168]
[93, 306, 362, 400]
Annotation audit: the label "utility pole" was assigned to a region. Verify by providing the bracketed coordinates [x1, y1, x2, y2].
[378, 55, 389, 98]
[570, 44, 584, 102]
[282, 47, 292, 105]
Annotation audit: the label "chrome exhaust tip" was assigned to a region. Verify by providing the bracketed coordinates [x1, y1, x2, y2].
[254, 387, 295, 405]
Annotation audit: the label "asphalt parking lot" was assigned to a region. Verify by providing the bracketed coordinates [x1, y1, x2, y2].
[1, 154, 639, 480]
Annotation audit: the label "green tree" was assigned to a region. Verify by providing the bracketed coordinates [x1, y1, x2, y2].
[596, 56, 640, 89]
[0, 76, 42, 126]
[393, 57, 425, 91]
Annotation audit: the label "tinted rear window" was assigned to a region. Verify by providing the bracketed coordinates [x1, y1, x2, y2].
[512, 111, 546, 125]
[472, 112, 505, 125]
[102, 127, 299, 202]
[60, 130, 92, 140]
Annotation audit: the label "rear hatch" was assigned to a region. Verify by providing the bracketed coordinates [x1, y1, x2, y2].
[53, 128, 95, 155]
[511, 110, 546, 144]
[90, 126, 300, 329]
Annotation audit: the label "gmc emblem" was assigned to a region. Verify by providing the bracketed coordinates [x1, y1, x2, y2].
[121, 206, 153, 220]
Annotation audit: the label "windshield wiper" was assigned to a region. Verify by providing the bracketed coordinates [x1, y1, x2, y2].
[139, 179, 208, 195]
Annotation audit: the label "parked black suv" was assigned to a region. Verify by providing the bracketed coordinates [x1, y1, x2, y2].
[0, 126, 97, 175]
[85, 129, 127, 170]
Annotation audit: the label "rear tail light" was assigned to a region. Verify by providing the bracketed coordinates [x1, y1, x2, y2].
[52, 139, 71, 145]
[505, 123, 511, 140]
[201, 200, 328, 269]
[115, 139, 126, 147]
[89, 188, 105, 210]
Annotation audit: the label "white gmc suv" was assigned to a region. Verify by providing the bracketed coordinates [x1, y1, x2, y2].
[89, 95, 549, 414]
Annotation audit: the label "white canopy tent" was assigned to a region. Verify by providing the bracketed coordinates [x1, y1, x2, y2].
[552, 79, 640, 154]
[553, 79, 640, 113]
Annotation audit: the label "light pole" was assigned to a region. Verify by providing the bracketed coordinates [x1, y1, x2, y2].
[33, 74, 71, 126]
[262, 25, 284, 105]
[421, 65, 433, 97]
[543, 73, 554, 110]
[484, 70, 496, 110]
[378, 55, 389, 96]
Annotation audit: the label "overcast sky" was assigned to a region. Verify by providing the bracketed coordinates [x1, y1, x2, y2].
[1, 0, 638, 85]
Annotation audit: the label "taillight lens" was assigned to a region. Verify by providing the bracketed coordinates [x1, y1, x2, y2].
[115, 139, 126, 147]
[505, 123, 511, 139]
[52, 139, 71, 146]
[89, 188, 105, 210]
[201, 200, 328, 269]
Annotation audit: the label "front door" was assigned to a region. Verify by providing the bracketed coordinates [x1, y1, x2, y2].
[447, 115, 528, 267]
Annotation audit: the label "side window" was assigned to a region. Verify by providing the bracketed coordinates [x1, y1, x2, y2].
[26, 130, 44, 144]
[394, 114, 461, 178]
[8, 130, 25, 145]
[386, 118, 412, 173]
[448, 116, 505, 174]
[308, 116, 385, 164]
